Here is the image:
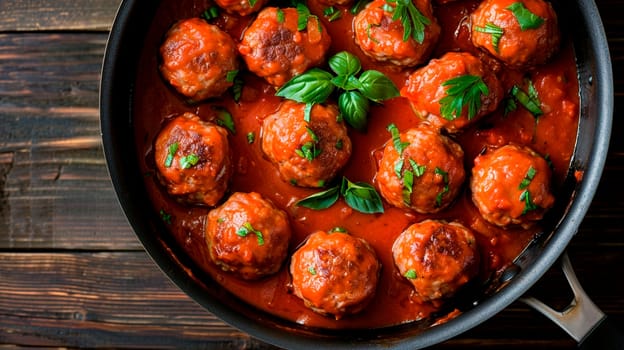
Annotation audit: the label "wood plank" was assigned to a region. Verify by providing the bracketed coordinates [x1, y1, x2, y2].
[0, 252, 275, 348]
[0, 0, 121, 32]
[0, 32, 137, 250]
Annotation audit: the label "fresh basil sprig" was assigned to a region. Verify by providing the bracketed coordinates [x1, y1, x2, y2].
[276, 51, 399, 131]
[296, 176, 384, 214]
[439, 74, 489, 121]
[507, 2, 544, 31]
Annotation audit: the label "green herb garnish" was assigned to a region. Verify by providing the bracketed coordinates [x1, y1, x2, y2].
[296, 2, 318, 31]
[226, 70, 239, 83]
[164, 142, 178, 168]
[404, 269, 417, 279]
[387, 123, 409, 154]
[247, 132, 255, 144]
[248, 0, 258, 8]
[236, 222, 265, 245]
[474, 22, 504, 52]
[277, 52, 398, 131]
[439, 74, 489, 121]
[507, 2, 544, 30]
[295, 127, 321, 161]
[276, 8, 285, 23]
[160, 209, 172, 224]
[519, 166, 537, 190]
[384, 0, 431, 43]
[323, 6, 342, 21]
[308, 266, 317, 275]
[510, 80, 543, 118]
[296, 176, 384, 214]
[201, 6, 220, 20]
[434, 167, 449, 207]
[179, 154, 200, 169]
[520, 190, 539, 214]
[214, 107, 236, 134]
[329, 226, 347, 233]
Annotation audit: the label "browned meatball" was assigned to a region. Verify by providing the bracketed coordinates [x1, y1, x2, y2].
[261, 101, 352, 187]
[214, 0, 268, 16]
[154, 113, 231, 206]
[206, 192, 292, 280]
[376, 123, 465, 213]
[290, 230, 381, 319]
[238, 7, 332, 87]
[159, 18, 239, 101]
[401, 52, 503, 133]
[392, 220, 479, 303]
[471, 0, 560, 68]
[353, 0, 440, 67]
[471, 144, 555, 228]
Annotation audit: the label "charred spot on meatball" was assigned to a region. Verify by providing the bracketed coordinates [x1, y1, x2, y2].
[471, 0, 560, 68]
[290, 230, 381, 319]
[470, 144, 555, 228]
[377, 123, 465, 213]
[261, 101, 352, 188]
[238, 7, 332, 87]
[154, 112, 232, 206]
[353, 0, 440, 67]
[401, 51, 504, 133]
[206, 192, 292, 280]
[159, 18, 239, 101]
[392, 220, 480, 303]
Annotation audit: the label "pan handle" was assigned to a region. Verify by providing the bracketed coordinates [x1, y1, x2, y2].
[520, 252, 624, 349]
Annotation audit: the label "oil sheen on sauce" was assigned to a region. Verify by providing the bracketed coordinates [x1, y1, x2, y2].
[132, 0, 579, 329]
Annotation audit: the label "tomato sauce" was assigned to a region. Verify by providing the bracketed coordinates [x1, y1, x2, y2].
[132, 0, 579, 329]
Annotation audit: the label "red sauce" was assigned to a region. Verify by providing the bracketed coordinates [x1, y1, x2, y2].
[132, 0, 579, 329]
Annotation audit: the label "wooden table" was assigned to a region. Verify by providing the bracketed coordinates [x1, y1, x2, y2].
[0, 0, 622, 348]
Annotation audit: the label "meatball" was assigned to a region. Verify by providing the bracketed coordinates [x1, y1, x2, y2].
[318, 0, 353, 6]
[392, 220, 479, 303]
[159, 18, 239, 101]
[401, 52, 504, 133]
[154, 113, 231, 206]
[471, 0, 560, 68]
[471, 144, 555, 228]
[261, 101, 352, 188]
[206, 192, 292, 280]
[376, 123, 465, 213]
[214, 0, 268, 16]
[290, 230, 381, 319]
[238, 7, 332, 87]
[353, 0, 440, 67]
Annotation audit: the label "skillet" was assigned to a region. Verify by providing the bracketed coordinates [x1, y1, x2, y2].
[100, 0, 617, 347]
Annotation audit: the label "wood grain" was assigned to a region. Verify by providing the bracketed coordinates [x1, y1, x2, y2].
[0, 0, 121, 32]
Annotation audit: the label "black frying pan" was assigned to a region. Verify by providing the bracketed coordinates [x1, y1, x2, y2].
[100, 0, 617, 348]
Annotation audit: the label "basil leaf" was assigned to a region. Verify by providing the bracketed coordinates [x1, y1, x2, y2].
[276, 8, 285, 24]
[341, 177, 384, 214]
[358, 70, 399, 102]
[387, 123, 409, 154]
[331, 74, 362, 91]
[296, 3, 312, 31]
[339, 90, 370, 131]
[329, 51, 362, 77]
[276, 68, 334, 104]
[507, 2, 544, 31]
[297, 185, 340, 209]
[164, 142, 178, 168]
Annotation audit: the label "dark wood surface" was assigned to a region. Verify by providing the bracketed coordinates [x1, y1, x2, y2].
[0, 0, 622, 348]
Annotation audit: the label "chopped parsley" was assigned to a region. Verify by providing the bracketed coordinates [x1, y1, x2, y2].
[404, 269, 417, 279]
[247, 132, 255, 144]
[295, 127, 321, 161]
[434, 167, 450, 207]
[164, 142, 178, 168]
[179, 154, 200, 169]
[507, 2, 544, 31]
[439, 74, 489, 121]
[474, 22, 504, 52]
[236, 222, 265, 246]
[519, 166, 537, 190]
